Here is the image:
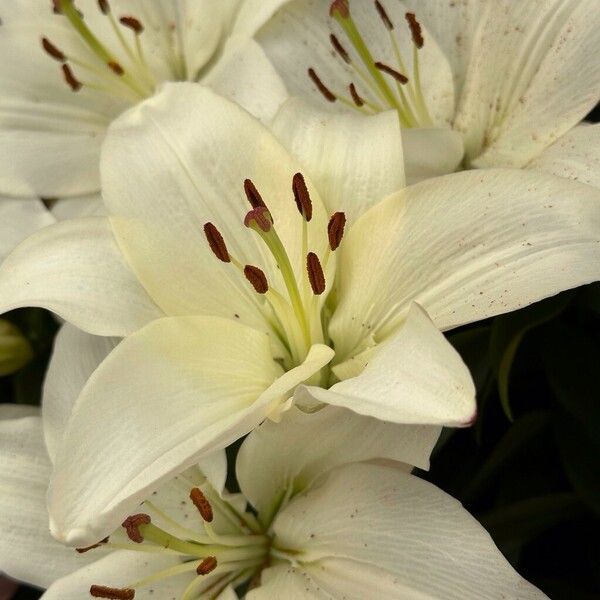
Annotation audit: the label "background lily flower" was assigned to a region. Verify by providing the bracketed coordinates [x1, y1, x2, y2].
[0, 396, 546, 598]
[0, 84, 598, 546]
[254, 0, 600, 185]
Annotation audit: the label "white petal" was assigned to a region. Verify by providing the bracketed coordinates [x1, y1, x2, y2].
[0, 408, 100, 589]
[456, 0, 600, 167]
[237, 402, 440, 516]
[527, 123, 600, 190]
[101, 83, 330, 333]
[47, 316, 333, 546]
[0, 198, 54, 260]
[206, 38, 288, 124]
[272, 463, 547, 599]
[42, 323, 119, 462]
[0, 217, 163, 336]
[330, 168, 600, 360]
[43, 550, 190, 600]
[50, 193, 105, 221]
[232, 0, 293, 38]
[272, 99, 405, 223]
[305, 304, 475, 427]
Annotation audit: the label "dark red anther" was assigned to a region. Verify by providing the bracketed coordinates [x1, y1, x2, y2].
[375, 62, 408, 84]
[374, 1, 393, 30]
[119, 16, 144, 34]
[308, 68, 336, 103]
[90, 585, 135, 599]
[204, 223, 230, 263]
[42, 37, 66, 62]
[243, 179, 267, 210]
[121, 513, 151, 544]
[197, 556, 218, 575]
[307, 252, 326, 295]
[330, 0, 349, 18]
[330, 34, 350, 63]
[76, 537, 109, 553]
[190, 488, 213, 523]
[292, 173, 313, 222]
[108, 60, 124, 75]
[328, 212, 346, 251]
[244, 265, 269, 294]
[244, 206, 273, 233]
[52, 0, 62, 13]
[349, 83, 365, 107]
[97, 0, 110, 14]
[62, 64, 82, 91]
[406, 12, 424, 48]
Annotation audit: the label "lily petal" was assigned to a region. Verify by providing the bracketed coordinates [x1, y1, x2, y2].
[0, 217, 163, 336]
[47, 316, 333, 546]
[272, 99, 405, 223]
[50, 193, 105, 221]
[271, 463, 547, 599]
[237, 402, 440, 517]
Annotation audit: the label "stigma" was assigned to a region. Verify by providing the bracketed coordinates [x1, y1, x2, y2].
[309, 0, 432, 128]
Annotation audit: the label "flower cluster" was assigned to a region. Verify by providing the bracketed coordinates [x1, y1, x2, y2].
[0, 1, 598, 598]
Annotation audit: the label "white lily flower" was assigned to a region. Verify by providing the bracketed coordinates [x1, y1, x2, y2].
[0, 399, 546, 599]
[0, 0, 288, 202]
[254, 0, 600, 185]
[1, 84, 599, 546]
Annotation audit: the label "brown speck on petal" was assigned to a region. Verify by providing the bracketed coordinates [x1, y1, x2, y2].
[190, 488, 213, 522]
[90, 585, 135, 599]
[307, 252, 326, 295]
[197, 556, 218, 575]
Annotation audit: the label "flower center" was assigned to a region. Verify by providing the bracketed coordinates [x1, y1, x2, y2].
[42, 0, 189, 102]
[309, 0, 432, 128]
[204, 174, 346, 376]
[82, 473, 269, 599]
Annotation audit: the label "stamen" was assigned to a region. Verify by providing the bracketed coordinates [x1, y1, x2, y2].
[190, 488, 213, 523]
[306, 252, 326, 295]
[349, 83, 365, 107]
[405, 12, 424, 48]
[90, 585, 135, 600]
[244, 266, 269, 294]
[204, 223, 231, 263]
[76, 537, 109, 553]
[52, 0, 62, 14]
[197, 556, 218, 576]
[243, 179, 267, 210]
[327, 212, 346, 251]
[308, 68, 336, 102]
[329, 0, 349, 18]
[108, 61, 125, 75]
[329, 34, 350, 63]
[122, 513, 151, 544]
[42, 37, 66, 61]
[244, 206, 273, 233]
[97, 0, 110, 14]
[119, 16, 144, 35]
[292, 173, 313, 222]
[374, 1, 394, 30]
[375, 62, 408, 84]
[62, 64, 82, 91]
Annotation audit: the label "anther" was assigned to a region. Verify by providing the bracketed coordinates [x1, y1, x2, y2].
[190, 488, 213, 523]
[349, 83, 365, 107]
[76, 537, 109, 554]
[405, 12, 424, 48]
[244, 179, 267, 210]
[97, 0, 110, 14]
[204, 223, 230, 263]
[330, 0, 349, 19]
[62, 64, 82, 91]
[244, 206, 273, 233]
[52, 0, 62, 14]
[307, 252, 326, 295]
[244, 265, 269, 294]
[328, 212, 346, 251]
[308, 68, 336, 103]
[108, 61, 125, 75]
[42, 37, 66, 62]
[119, 16, 144, 34]
[374, 62, 408, 84]
[375, 1, 394, 30]
[197, 556, 218, 576]
[292, 173, 313, 222]
[121, 513, 151, 544]
[90, 585, 135, 600]
[330, 34, 350, 64]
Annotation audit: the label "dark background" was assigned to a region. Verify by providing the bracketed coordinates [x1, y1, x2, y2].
[2, 107, 599, 599]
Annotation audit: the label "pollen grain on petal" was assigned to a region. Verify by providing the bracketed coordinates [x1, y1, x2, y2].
[375, 0, 394, 30]
[62, 64, 82, 91]
[90, 585, 135, 600]
[197, 556, 218, 576]
[328, 212, 346, 251]
[375, 62, 408, 84]
[119, 16, 144, 34]
[42, 37, 66, 62]
[190, 488, 214, 523]
[244, 178, 267, 210]
[406, 12, 424, 48]
[204, 222, 231, 263]
[76, 537, 109, 553]
[330, 33, 350, 63]
[244, 265, 269, 294]
[308, 68, 336, 103]
[292, 173, 313, 222]
[307, 252, 326, 295]
[121, 513, 151, 544]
